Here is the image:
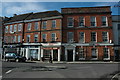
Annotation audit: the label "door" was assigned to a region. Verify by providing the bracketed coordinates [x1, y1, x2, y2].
[67, 50, 73, 61]
[53, 50, 58, 61]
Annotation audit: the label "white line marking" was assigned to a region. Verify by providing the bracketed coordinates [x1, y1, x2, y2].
[6, 70, 12, 74]
[111, 73, 120, 80]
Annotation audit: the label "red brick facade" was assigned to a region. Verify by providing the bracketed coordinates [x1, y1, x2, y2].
[3, 6, 114, 61]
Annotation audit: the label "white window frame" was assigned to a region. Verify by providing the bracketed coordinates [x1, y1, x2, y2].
[102, 32, 109, 42]
[13, 36, 16, 43]
[14, 25, 17, 32]
[42, 21, 47, 29]
[5, 26, 8, 33]
[79, 16, 85, 27]
[91, 32, 97, 42]
[67, 32, 74, 43]
[67, 17, 74, 27]
[78, 48, 85, 60]
[26, 35, 30, 43]
[79, 32, 85, 43]
[18, 24, 22, 31]
[91, 48, 98, 60]
[27, 23, 31, 30]
[52, 20, 56, 28]
[51, 33, 56, 41]
[18, 35, 21, 43]
[103, 48, 110, 60]
[90, 16, 96, 27]
[10, 25, 13, 33]
[101, 16, 108, 27]
[34, 34, 38, 42]
[42, 34, 47, 42]
[34, 22, 39, 30]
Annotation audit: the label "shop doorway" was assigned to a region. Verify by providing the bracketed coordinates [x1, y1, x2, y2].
[67, 50, 73, 61]
[53, 49, 58, 61]
[30, 49, 38, 61]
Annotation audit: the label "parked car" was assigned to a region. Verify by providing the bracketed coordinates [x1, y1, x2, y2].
[5, 53, 26, 62]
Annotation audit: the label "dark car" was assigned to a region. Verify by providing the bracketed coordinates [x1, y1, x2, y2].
[5, 53, 26, 62]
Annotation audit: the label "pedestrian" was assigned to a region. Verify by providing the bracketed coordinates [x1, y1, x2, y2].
[49, 53, 52, 63]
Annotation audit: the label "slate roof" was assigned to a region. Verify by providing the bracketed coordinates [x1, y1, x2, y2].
[61, 6, 112, 14]
[7, 12, 33, 23]
[25, 10, 61, 20]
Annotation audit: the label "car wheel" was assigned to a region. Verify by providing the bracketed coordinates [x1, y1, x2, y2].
[16, 59, 19, 62]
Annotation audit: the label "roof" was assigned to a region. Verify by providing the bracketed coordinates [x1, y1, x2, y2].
[25, 10, 61, 20]
[7, 12, 33, 23]
[61, 6, 111, 14]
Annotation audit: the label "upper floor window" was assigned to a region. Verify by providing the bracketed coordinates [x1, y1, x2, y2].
[67, 17, 74, 27]
[14, 25, 17, 32]
[18, 24, 22, 31]
[13, 36, 16, 43]
[118, 24, 120, 30]
[18, 35, 21, 42]
[79, 17, 85, 26]
[52, 20, 56, 28]
[79, 32, 85, 43]
[102, 32, 108, 42]
[27, 23, 31, 30]
[35, 22, 39, 30]
[10, 25, 13, 33]
[5, 26, 8, 33]
[91, 32, 96, 42]
[42, 34, 47, 42]
[67, 32, 74, 42]
[101, 16, 107, 26]
[34, 34, 38, 42]
[42, 21, 47, 29]
[51, 33, 56, 42]
[90, 16, 96, 26]
[26, 35, 30, 43]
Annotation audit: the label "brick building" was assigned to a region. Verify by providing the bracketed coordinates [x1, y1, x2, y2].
[3, 6, 114, 62]
[61, 6, 114, 61]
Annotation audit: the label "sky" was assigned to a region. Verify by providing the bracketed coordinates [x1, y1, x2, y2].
[0, 1, 120, 17]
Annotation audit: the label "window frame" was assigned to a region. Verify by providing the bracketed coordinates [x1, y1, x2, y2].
[102, 32, 109, 42]
[52, 20, 56, 28]
[67, 32, 74, 43]
[5, 26, 8, 33]
[67, 17, 74, 27]
[51, 33, 56, 42]
[34, 34, 38, 42]
[79, 32, 85, 43]
[103, 48, 110, 60]
[90, 16, 96, 27]
[42, 34, 47, 42]
[18, 24, 22, 31]
[26, 35, 30, 43]
[27, 23, 32, 31]
[79, 16, 85, 27]
[91, 48, 98, 60]
[34, 22, 39, 30]
[91, 32, 97, 42]
[42, 21, 47, 29]
[18, 35, 21, 43]
[101, 16, 108, 26]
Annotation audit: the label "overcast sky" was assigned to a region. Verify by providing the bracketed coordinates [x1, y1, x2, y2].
[0, 1, 120, 17]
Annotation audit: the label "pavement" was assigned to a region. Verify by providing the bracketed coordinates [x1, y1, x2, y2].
[26, 60, 120, 64]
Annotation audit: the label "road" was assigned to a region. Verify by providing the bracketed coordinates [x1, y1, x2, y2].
[1, 61, 120, 80]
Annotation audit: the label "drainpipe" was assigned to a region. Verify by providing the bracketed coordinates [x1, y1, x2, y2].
[40, 18, 42, 61]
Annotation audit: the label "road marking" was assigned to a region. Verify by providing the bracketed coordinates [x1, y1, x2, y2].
[111, 72, 120, 80]
[6, 70, 12, 74]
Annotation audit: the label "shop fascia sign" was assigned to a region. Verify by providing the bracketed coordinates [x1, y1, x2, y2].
[41, 43, 61, 46]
